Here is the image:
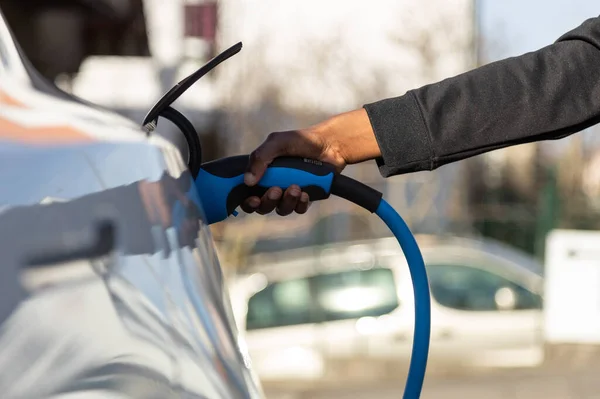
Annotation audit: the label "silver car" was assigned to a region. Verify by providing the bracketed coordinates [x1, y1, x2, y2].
[230, 234, 544, 383]
[0, 8, 262, 399]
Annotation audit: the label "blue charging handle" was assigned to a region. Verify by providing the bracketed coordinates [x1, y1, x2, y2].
[194, 155, 431, 399]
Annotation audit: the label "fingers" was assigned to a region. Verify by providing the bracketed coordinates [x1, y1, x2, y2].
[295, 192, 310, 214]
[240, 186, 311, 216]
[275, 186, 301, 216]
[240, 187, 282, 214]
[258, 187, 283, 215]
[241, 196, 260, 214]
[245, 130, 315, 186]
[245, 133, 284, 186]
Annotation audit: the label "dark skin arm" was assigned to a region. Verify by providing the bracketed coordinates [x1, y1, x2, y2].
[240, 108, 380, 216]
[241, 15, 600, 216]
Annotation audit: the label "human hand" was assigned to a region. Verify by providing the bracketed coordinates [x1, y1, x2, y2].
[241, 108, 381, 216]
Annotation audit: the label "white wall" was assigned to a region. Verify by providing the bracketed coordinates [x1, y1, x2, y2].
[544, 229, 600, 344]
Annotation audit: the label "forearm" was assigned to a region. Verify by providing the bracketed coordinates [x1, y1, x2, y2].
[364, 16, 600, 177]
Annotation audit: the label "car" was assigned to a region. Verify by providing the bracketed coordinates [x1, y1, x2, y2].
[229, 234, 544, 383]
[0, 7, 263, 398]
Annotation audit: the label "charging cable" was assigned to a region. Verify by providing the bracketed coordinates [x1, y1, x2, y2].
[195, 156, 431, 399]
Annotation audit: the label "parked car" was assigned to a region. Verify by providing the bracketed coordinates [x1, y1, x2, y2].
[0, 8, 262, 399]
[229, 234, 544, 382]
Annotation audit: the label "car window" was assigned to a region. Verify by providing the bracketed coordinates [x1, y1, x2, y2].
[427, 264, 542, 311]
[245, 267, 399, 330]
[246, 278, 313, 330]
[313, 268, 399, 322]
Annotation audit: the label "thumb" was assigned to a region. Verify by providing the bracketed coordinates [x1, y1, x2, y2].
[244, 133, 282, 186]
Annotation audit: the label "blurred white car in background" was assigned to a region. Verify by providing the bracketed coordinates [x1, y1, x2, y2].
[229, 235, 544, 383]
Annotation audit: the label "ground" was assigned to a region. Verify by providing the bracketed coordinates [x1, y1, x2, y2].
[265, 368, 600, 399]
[263, 347, 600, 399]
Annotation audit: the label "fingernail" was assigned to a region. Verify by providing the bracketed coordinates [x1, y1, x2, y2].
[268, 190, 280, 200]
[249, 198, 260, 207]
[300, 193, 309, 203]
[290, 187, 301, 197]
[244, 173, 256, 186]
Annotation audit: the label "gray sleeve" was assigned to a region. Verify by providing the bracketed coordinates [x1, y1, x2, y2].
[364, 16, 600, 177]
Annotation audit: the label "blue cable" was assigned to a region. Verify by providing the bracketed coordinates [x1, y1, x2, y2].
[375, 199, 431, 399]
[194, 158, 432, 398]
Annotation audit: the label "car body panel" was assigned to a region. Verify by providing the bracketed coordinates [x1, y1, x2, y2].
[0, 134, 263, 399]
[0, 8, 263, 399]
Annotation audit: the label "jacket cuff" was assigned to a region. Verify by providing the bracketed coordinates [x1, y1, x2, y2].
[363, 91, 433, 177]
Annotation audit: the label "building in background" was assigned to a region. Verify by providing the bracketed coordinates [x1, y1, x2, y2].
[2, 0, 222, 154]
[0, 0, 150, 81]
[69, 0, 221, 148]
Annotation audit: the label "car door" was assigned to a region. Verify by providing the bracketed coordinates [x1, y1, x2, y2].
[425, 255, 543, 368]
[241, 275, 325, 381]
[312, 266, 403, 354]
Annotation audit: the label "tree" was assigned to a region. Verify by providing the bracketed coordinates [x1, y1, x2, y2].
[212, 0, 476, 271]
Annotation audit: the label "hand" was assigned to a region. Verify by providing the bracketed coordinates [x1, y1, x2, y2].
[241, 108, 381, 216]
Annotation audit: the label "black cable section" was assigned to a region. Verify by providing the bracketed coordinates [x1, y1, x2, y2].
[331, 174, 383, 213]
[158, 106, 202, 178]
[142, 42, 242, 128]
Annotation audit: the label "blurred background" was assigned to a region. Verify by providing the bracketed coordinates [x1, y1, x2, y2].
[3, 0, 600, 397]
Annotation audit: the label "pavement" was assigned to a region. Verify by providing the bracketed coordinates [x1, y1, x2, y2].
[261, 345, 600, 398]
[264, 369, 600, 399]
[263, 357, 600, 399]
